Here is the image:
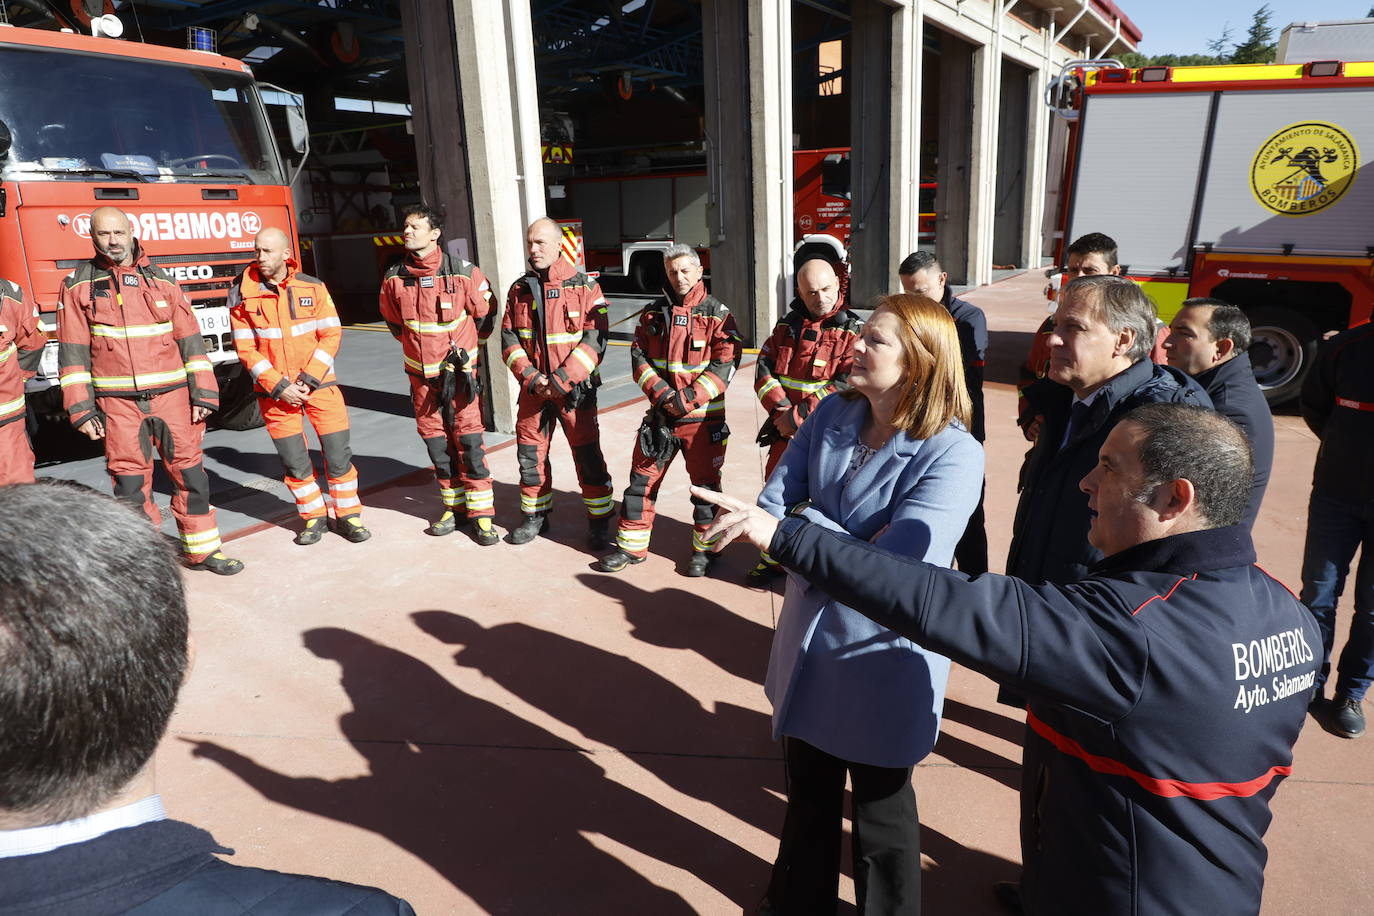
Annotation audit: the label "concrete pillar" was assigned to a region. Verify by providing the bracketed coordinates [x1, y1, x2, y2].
[849, 0, 923, 305]
[701, 0, 792, 346]
[934, 35, 974, 285]
[399, 0, 544, 433]
[1023, 60, 1050, 268]
[968, 26, 1000, 287]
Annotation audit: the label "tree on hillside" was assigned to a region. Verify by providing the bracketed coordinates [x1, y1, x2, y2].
[1231, 4, 1277, 64]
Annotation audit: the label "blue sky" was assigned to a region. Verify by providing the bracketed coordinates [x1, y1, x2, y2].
[1126, 2, 1373, 56]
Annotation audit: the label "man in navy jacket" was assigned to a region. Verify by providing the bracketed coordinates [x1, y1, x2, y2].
[1008, 275, 1210, 588]
[899, 250, 990, 574]
[0, 482, 414, 915]
[1164, 298, 1274, 529]
[698, 403, 1319, 916]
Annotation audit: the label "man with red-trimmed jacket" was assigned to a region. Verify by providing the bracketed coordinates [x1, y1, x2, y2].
[750, 257, 861, 583]
[501, 218, 614, 548]
[379, 203, 498, 546]
[0, 277, 45, 484]
[57, 207, 242, 575]
[701, 403, 1319, 916]
[597, 244, 742, 577]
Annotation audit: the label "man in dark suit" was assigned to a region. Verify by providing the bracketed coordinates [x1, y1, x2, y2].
[1007, 275, 1210, 588]
[899, 250, 989, 574]
[0, 481, 414, 915]
[1163, 298, 1274, 529]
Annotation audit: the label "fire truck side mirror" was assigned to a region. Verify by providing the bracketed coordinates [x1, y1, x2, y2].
[285, 105, 308, 154]
[0, 120, 11, 159]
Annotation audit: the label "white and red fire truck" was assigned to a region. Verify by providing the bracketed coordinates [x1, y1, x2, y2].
[1050, 52, 1374, 403]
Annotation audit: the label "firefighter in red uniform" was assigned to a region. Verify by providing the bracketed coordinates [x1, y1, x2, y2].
[229, 228, 369, 545]
[501, 218, 614, 547]
[379, 203, 498, 545]
[0, 278, 45, 484]
[57, 207, 242, 574]
[750, 257, 862, 582]
[597, 244, 742, 576]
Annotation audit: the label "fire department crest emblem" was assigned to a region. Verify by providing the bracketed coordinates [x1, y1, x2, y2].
[1250, 121, 1358, 216]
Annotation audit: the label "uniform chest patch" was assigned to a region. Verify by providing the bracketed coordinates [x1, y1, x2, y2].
[299, 296, 314, 307]
[546, 288, 561, 299]
[674, 315, 689, 326]
[121, 274, 140, 287]
[419, 276, 435, 288]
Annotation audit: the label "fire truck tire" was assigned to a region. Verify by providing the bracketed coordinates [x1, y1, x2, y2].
[793, 243, 837, 273]
[211, 365, 265, 431]
[1245, 306, 1317, 407]
[630, 255, 663, 293]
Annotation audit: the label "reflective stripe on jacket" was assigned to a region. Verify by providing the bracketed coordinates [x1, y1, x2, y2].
[0, 279, 45, 427]
[57, 244, 216, 429]
[228, 258, 343, 398]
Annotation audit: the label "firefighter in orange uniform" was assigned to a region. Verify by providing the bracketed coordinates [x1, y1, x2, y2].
[57, 207, 242, 574]
[0, 278, 45, 484]
[501, 218, 614, 547]
[229, 228, 369, 545]
[379, 203, 498, 545]
[750, 257, 862, 583]
[597, 244, 742, 577]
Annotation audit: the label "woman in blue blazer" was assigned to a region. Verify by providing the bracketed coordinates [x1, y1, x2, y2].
[756, 293, 983, 915]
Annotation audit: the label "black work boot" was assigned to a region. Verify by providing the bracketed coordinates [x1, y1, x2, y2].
[425, 509, 458, 537]
[195, 551, 245, 576]
[588, 515, 614, 550]
[684, 550, 716, 578]
[470, 517, 500, 547]
[597, 549, 646, 573]
[508, 513, 550, 545]
[332, 516, 372, 544]
[294, 517, 327, 546]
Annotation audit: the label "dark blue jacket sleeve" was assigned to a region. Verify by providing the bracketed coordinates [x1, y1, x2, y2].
[768, 517, 1149, 722]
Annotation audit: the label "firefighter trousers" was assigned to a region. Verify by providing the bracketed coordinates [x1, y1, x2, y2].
[614, 418, 728, 557]
[514, 392, 612, 519]
[261, 385, 360, 522]
[102, 390, 221, 561]
[0, 419, 35, 485]
[408, 374, 493, 519]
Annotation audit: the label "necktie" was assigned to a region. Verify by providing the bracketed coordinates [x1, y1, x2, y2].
[1061, 400, 1092, 452]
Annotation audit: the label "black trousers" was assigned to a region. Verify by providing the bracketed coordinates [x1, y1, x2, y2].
[765, 737, 922, 915]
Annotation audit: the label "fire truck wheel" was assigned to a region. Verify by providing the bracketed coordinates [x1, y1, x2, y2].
[211, 365, 266, 431]
[630, 255, 663, 293]
[1245, 307, 1317, 407]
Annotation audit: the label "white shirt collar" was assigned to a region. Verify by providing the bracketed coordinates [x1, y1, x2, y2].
[0, 795, 166, 858]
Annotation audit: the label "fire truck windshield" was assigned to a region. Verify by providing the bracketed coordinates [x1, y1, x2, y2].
[0, 45, 283, 185]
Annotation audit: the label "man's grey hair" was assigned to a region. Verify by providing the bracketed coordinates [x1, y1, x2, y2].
[1065, 275, 1157, 363]
[662, 243, 700, 267]
[1124, 404, 1253, 528]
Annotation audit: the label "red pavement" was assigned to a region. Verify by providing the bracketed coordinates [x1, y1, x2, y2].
[159, 270, 1371, 914]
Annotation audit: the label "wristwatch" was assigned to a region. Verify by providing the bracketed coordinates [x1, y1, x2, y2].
[785, 499, 812, 519]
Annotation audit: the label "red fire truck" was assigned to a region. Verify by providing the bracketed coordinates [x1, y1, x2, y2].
[1050, 56, 1374, 403]
[0, 24, 305, 427]
[568, 148, 936, 290]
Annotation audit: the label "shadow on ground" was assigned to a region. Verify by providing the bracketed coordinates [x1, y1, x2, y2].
[187, 625, 769, 911]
